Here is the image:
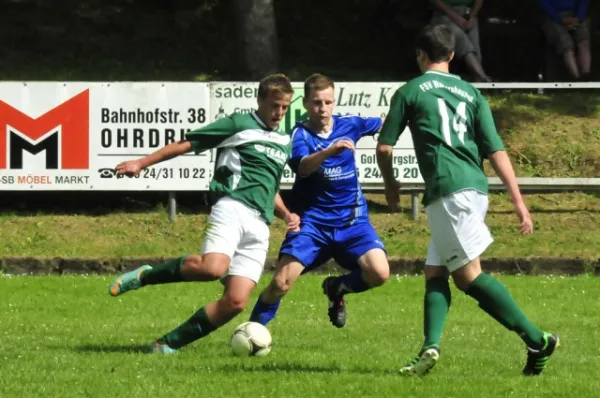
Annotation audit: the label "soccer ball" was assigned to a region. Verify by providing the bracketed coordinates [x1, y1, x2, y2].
[230, 322, 272, 357]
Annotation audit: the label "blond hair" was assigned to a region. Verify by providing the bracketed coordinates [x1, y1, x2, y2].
[258, 73, 293, 99]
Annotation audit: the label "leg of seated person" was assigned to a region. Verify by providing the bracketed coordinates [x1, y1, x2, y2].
[577, 40, 591, 77]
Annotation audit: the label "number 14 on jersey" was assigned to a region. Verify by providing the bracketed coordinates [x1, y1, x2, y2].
[437, 99, 467, 146]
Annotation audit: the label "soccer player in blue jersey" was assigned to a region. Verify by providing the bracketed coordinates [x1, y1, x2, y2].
[249, 74, 391, 328]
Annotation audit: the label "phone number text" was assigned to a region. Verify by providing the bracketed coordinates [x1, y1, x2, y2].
[131, 168, 210, 180]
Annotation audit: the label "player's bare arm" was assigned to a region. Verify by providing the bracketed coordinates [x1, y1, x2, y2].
[488, 150, 533, 235]
[297, 139, 355, 177]
[376, 143, 401, 212]
[115, 140, 192, 177]
[274, 192, 300, 232]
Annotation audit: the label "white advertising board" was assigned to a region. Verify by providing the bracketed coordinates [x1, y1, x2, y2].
[210, 82, 422, 186]
[0, 82, 212, 190]
[0, 81, 421, 191]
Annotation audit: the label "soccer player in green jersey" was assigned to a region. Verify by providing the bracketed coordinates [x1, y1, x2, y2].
[107, 74, 301, 354]
[376, 25, 559, 376]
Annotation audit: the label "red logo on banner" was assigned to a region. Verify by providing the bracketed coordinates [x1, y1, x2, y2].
[0, 89, 89, 169]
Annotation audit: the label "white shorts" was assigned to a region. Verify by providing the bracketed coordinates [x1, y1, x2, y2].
[425, 189, 493, 272]
[202, 197, 270, 283]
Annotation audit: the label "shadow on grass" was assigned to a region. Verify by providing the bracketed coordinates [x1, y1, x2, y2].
[74, 344, 150, 354]
[218, 362, 397, 376]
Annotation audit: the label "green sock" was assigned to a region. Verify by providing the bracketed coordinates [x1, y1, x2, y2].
[158, 307, 216, 349]
[423, 277, 452, 349]
[466, 273, 544, 349]
[141, 256, 185, 285]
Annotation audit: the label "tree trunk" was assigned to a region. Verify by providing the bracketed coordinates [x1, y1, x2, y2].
[233, 0, 280, 80]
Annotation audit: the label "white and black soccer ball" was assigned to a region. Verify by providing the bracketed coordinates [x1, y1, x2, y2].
[230, 322, 272, 357]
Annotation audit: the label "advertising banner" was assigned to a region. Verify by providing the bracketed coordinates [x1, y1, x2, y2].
[0, 82, 212, 190]
[0, 81, 421, 191]
[210, 82, 422, 187]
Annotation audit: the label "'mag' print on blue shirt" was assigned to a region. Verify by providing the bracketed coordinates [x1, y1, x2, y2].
[288, 114, 382, 227]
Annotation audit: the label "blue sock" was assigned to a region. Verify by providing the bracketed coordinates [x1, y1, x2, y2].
[333, 268, 370, 295]
[249, 295, 281, 326]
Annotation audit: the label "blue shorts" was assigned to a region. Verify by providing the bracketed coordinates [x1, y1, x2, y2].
[279, 221, 386, 272]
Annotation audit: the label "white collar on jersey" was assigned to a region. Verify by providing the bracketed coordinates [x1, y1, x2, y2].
[252, 111, 280, 132]
[424, 70, 461, 80]
[304, 117, 335, 139]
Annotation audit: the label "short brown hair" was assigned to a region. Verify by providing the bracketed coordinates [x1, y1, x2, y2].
[416, 24, 455, 63]
[304, 73, 334, 98]
[258, 73, 293, 99]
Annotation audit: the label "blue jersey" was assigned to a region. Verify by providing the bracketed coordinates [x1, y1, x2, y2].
[288, 115, 383, 227]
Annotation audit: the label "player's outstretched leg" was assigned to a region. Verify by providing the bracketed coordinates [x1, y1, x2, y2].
[148, 275, 255, 353]
[322, 247, 389, 328]
[109, 256, 187, 296]
[249, 257, 304, 326]
[108, 254, 230, 297]
[454, 260, 559, 375]
[108, 265, 152, 296]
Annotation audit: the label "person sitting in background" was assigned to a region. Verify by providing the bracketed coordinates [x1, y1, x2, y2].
[538, 0, 591, 81]
[430, 0, 491, 82]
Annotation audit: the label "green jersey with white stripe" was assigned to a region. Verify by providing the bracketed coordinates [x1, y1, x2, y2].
[379, 70, 504, 207]
[186, 112, 291, 224]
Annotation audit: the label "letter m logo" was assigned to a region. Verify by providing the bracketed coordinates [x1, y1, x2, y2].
[0, 89, 89, 169]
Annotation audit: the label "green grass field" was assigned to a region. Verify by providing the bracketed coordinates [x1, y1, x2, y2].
[1, 274, 599, 397]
